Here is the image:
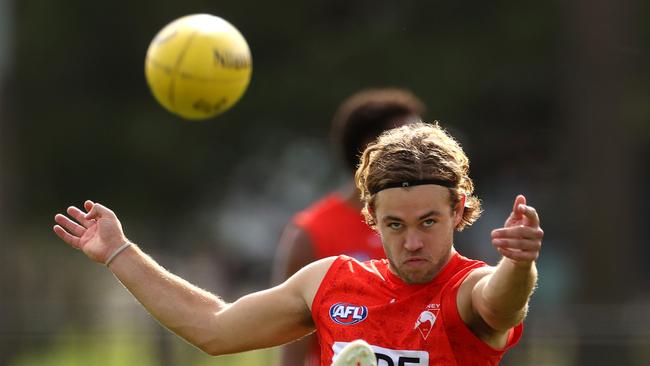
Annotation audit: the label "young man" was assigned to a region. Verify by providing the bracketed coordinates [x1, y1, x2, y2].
[53, 122, 543, 365]
[273, 88, 425, 366]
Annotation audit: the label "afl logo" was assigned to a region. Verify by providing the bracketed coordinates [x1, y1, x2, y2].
[329, 302, 368, 325]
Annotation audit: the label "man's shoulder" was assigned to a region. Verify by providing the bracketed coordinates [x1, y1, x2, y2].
[453, 252, 489, 272]
[337, 255, 389, 267]
[440, 252, 492, 291]
[325, 256, 390, 283]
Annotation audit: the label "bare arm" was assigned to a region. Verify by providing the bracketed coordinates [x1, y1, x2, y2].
[272, 222, 318, 365]
[457, 195, 543, 347]
[53, 200, 333, 355]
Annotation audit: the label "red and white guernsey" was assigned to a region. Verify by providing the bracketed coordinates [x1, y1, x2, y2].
[311, 252, 523, 365]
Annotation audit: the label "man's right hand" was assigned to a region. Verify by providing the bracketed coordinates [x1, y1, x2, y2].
[53, 200, 128, 264]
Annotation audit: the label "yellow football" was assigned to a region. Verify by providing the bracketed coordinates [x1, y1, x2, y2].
[145, 14, 252, 120]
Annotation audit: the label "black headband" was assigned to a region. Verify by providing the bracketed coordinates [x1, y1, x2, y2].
[369, 179, 455, 195]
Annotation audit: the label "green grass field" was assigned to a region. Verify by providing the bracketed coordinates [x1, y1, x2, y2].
[9, 329, 278, 366]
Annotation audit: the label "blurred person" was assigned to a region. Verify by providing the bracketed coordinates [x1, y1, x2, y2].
[272, 88, 425, 366]
[53, 122, 543, 365]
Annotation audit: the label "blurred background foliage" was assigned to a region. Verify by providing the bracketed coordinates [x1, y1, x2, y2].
[0, 0, 649, 365]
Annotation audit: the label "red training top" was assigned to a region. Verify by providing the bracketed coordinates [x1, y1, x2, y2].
[293, 193, 385, 261]
[311, 253, 523, 366]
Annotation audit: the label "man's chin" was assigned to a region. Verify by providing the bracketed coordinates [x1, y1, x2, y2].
[398, 269, 434, 285]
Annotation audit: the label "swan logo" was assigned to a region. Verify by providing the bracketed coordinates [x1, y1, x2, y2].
[329, 302, 368, 325]
[414, 307, 439, 340]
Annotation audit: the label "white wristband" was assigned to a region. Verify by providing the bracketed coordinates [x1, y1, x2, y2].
[105, 242, 132, 267]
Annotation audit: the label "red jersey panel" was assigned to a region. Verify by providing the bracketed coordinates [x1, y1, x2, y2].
[312, 253, 523, 365]
[293, 193, 384, 261]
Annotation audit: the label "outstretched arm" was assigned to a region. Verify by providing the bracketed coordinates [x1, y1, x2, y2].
[53, 200, 332, 355]
[457, 195, 543, 347]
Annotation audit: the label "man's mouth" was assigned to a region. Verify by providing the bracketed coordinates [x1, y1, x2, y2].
[404, 257, 428, 267]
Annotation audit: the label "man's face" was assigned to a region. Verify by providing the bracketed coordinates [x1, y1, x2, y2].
[373, 185, 462, 284]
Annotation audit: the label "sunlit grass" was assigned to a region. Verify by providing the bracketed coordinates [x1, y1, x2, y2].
[9, 331, 156, 366]
[9, 329, 278, 366]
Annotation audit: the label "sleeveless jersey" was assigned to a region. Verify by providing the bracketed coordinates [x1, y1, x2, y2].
[312, 253, 523, 365]
[293, 193, 384, 261]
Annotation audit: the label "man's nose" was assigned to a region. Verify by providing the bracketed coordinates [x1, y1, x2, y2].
[403, 230, 424, 251]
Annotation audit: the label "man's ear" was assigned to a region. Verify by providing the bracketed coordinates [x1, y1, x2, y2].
[454, 194, 466, 226]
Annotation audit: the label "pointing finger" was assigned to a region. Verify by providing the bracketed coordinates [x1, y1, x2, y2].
[513, 195, 526, 210]
[511, 195, 526, 217]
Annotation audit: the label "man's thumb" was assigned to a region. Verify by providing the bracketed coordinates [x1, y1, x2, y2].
[84, 200, 101, 220]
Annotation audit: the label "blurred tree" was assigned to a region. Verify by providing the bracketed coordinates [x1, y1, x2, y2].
[560, 0, 642, 363]
[2, 0, 649, 365]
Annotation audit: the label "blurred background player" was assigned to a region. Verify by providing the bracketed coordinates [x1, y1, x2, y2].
[272, 88, 426, 366]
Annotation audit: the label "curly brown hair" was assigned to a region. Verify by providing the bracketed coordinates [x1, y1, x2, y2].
[355, 122, 482, 231]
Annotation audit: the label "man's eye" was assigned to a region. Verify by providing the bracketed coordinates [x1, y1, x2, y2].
[422, 219, 436, 228]
[388, 222, 402, 230]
